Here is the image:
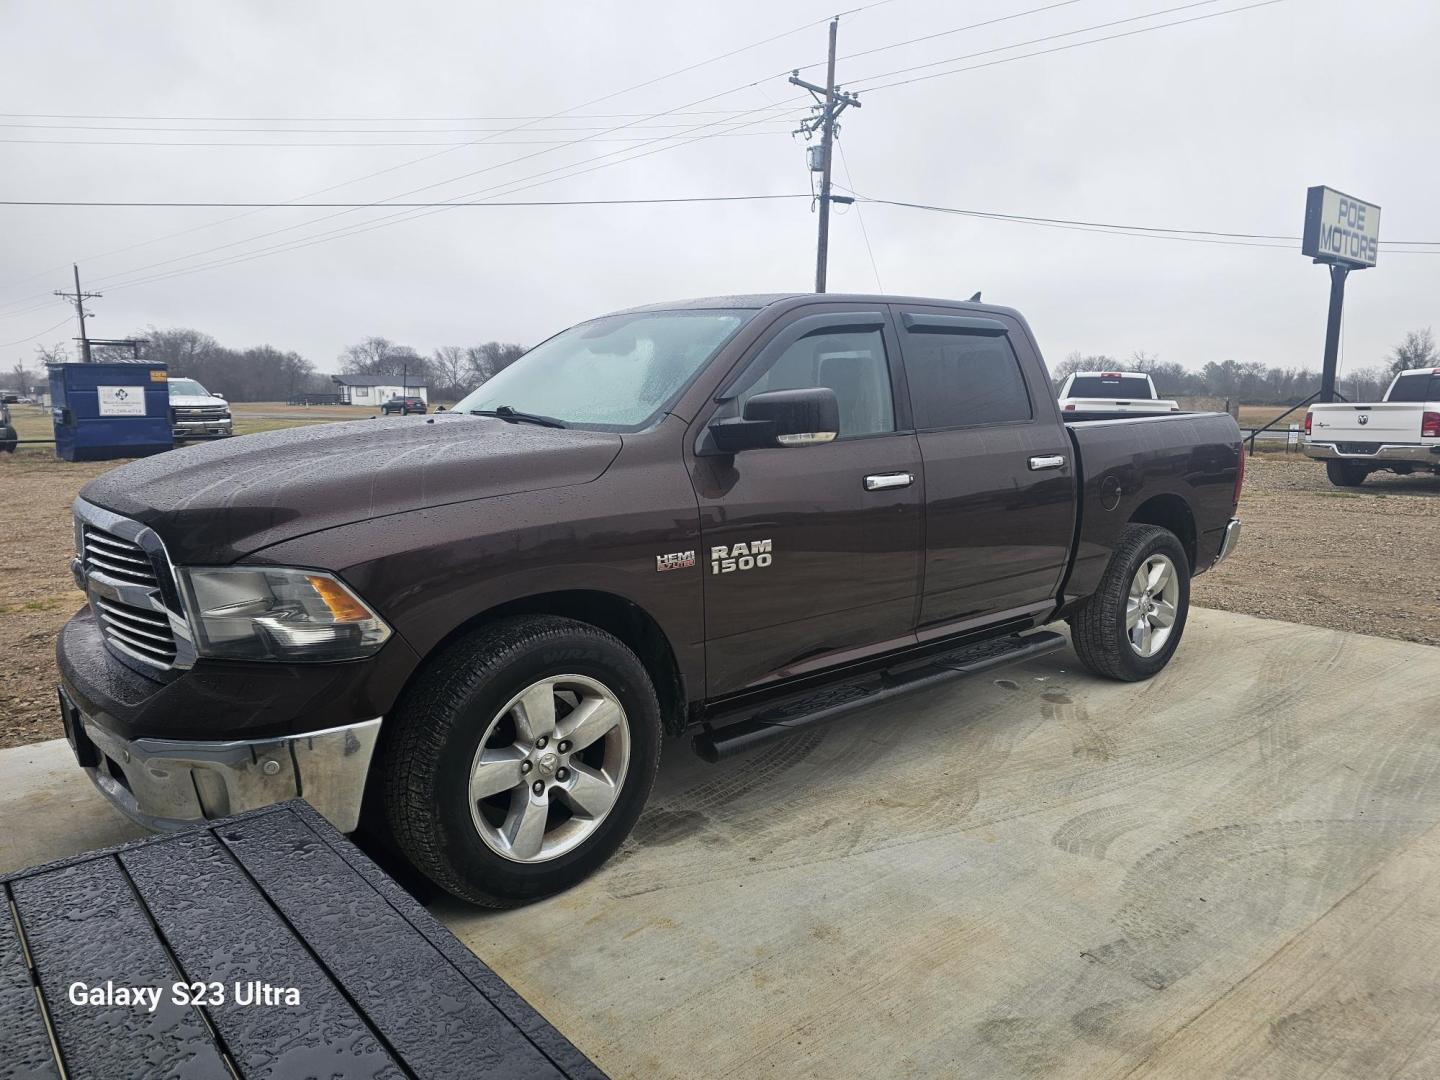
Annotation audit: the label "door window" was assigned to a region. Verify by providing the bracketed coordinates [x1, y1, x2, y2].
[903, 331, 1033, 430]
[720, 328, 895, 438]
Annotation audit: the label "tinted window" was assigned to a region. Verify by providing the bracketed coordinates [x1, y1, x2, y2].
[902, 331, 1033, 429]
[1067, 375, 1152, 399]
[1387, 373, 1440, 403]
[723, 328, 895, 437]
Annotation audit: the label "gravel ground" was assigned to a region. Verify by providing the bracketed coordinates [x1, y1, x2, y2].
[1, 448, 1436, 750]
[1193, 453, 1440, 645]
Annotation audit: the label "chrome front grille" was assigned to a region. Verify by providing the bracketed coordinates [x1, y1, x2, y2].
[74, 501, 192, 674]
[94, 596, 178, 666]
[82, 526, 159, 588]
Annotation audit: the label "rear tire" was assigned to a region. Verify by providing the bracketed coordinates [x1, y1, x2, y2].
[379, 615, 662, 907]
[1326, 460, 1369, 487]
[0, 424, 15, 453]
[1067, 524, 1191, 682]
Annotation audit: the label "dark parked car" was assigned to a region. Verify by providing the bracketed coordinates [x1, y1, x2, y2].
[56, 293, 1242, 906]
[0, 401, 16, 453]
[381, 395, 427, 415]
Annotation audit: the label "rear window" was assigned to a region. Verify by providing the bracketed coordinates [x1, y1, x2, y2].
[1387, 373, 1440, 403]
[903, 332, 1033, 429]
[1067, 375, 1153, 399]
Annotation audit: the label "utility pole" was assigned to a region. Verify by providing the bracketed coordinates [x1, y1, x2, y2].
[54, 264, 100, 363]
[791, 19, 861, 293]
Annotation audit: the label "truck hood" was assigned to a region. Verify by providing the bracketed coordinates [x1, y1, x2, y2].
[168, 394, 227, 407]
[79, 414, 623, 564]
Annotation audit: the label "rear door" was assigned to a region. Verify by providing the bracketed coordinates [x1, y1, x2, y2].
[891, 306, 1077, 638]
[689, 306, 924, 697]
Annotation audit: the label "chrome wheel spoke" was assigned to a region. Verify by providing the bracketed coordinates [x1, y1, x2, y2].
[1152, 599, 1177, 628]
[1135, 619, 1153, 655]
[513, 681, 557, 743]
[558, 763, 619, 819]
[1125, 597, 1144, 629]
[1146, 558, 1171, 593]
[558, 694, 622, 754]
[502, 790, 550, 861]
[470, 746, 526, 800]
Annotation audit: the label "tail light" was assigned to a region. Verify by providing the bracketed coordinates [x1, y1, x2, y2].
[1424, 411, 1440, 438]
[1304, 410, 1313, 435]
[1063, 403, 1076, 411]
[1234, 444, 1246, 508]
[1170, 406, 1181, 412]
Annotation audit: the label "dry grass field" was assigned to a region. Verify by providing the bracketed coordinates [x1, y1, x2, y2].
[2, 419, 1436, 750]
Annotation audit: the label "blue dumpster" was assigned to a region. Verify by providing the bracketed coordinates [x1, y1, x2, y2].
[48, 362, 174, 461]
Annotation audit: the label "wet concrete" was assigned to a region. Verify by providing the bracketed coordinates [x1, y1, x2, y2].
[5, 608, 1440, 1078]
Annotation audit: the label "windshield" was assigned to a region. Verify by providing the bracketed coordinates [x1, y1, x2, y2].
[453, 309, 754, 431]
[1387, 372, 1440, 403]
[1068, 375, 1153, 399]
[169, 378, 210, 397]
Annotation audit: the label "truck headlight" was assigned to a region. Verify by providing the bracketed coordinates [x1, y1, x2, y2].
[176, 567, 392, 661]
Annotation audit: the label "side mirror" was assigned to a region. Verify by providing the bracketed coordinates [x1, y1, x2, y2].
[707, 387, 839, 453]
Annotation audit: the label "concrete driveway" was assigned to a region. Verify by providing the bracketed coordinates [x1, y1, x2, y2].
[4, 608, 1440, 1078]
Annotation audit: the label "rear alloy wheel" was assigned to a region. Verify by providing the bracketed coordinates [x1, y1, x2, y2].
[380, 615, 661, 907]
[1068, 523, 1191, 681]
[1326, 460, 1369, 487]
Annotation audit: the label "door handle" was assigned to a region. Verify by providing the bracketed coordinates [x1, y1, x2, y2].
[864, 472, 914, 491]
[1029, 455, 1067, 471]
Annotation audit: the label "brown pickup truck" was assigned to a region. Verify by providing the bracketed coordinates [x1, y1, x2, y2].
[57, 293, 1243, 906]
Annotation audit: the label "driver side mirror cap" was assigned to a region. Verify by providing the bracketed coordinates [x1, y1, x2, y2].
[706, 387, 840, 454]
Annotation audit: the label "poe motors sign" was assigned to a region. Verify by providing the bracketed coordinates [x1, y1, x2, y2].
[1303, 186, 1380, 268]
[1302, 185, 1381, 403]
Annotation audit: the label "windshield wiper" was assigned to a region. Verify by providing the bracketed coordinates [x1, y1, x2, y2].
[467, 405, 567, 429]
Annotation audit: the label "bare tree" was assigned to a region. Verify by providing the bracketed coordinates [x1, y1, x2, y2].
[429, 346, 471, 400]
[10, 362, 35, 395]
[465, 342, 527, 385]
[1389, 328, 1437, 374]
[33, 341, 70, 366]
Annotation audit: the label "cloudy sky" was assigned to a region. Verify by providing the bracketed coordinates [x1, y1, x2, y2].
[1, 0, 1436, 378]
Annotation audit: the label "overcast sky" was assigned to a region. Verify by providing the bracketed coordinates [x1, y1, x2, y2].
[1, 0, 1436, 378]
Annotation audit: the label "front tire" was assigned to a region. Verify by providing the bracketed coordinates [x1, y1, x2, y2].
[1067, 524, 1191, 682]
[379, 615, 661, 907]
[1326, 460, 1369, 487]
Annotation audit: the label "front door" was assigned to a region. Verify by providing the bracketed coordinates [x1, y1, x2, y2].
[689, 307, 924, 698]
[891, 306, 1077, 638]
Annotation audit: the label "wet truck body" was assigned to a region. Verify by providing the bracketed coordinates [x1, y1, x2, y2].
[57, 293, 1243, 904]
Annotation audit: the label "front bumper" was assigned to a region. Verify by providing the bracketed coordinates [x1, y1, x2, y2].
[1303, 441, 1440, 464]
[1213, 517, 1241, 567]
[172, 418, 232, 439]
[63, 685, 379, 833]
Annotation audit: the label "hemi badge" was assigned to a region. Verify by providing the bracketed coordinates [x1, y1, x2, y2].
[656, 550, 696, 572]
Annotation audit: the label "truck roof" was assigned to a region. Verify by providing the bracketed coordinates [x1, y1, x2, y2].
[608, 292, 1026, 321]
[1393, 367, 1440, 377]
[1067, 371, 1151, 380]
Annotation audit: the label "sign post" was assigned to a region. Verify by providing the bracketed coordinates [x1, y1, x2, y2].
[1302, 186, 1380, 402]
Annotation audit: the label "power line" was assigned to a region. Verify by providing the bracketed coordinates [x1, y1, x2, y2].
[0, 130, 797, 149]
[0, 193, 812, 209]
[0, 315, 72, 349]
[847, 0, 1287, 93]
[0, 6, 874, 301]
[0, 119, 797, 133]
[856, 195, 1440, 253]
[0, 108, 813, 121]
[837, 143, 884, 291]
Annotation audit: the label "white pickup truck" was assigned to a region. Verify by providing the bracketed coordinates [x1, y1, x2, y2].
[1303, 367, 1440, 486]
[1056, 371, 1181, 417]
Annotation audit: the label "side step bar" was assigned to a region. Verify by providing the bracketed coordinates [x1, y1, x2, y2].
[692, 630, 1067, 763]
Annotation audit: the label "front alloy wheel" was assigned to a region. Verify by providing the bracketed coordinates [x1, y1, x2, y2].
[380, 615, 662, 907]
[469, 675, 630, 863]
